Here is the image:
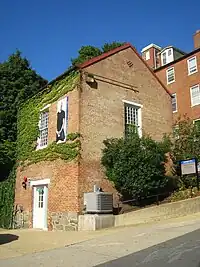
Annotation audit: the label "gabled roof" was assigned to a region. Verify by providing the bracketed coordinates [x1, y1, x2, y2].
[78, 43, 171, 96]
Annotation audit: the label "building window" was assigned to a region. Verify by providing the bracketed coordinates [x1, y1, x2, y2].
[124, 103, 142, 137]
[38, 111, 49, 149]
[166, 67, 175, 84]
[187, 56, 198, 75]
[172, 93, 177, 112]
[190, 84, 200, 107]
[162, 52, 167, 65]
[161, 48, 174, 66]
[146, 51, 150, 60]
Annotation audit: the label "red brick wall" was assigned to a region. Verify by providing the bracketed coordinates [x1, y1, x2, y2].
[78, 47, 173, 208]
[15, 160, 79, 212]
[155, 51, 200, 122]
[142, 47, 156, 69]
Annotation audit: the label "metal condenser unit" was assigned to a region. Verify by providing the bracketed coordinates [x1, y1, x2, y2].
[84, 192, 113, 214]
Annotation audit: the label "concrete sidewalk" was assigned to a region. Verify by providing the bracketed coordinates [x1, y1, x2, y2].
[0, 227, 119, 260]
[1, 213, 200, 265]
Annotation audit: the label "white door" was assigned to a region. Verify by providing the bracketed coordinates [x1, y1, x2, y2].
[33, 185, 48, 229]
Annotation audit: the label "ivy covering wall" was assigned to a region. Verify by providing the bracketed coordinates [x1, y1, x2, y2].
[0, 167, 16, 228]
[17, 70, 81, 166]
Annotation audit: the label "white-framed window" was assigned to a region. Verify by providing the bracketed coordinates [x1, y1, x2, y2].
[161, 52, 167, 65]
[187, 56, 198, 75]
[161, 48, 174, 66]
[190, 84, 200, 107]
[124, 101, 142, 137]
[166, 67, 175, 84]
[146, 51, 150, 60]
[37, 111, 49, 149]
[171, 93, 177, 112]
[168, 49, 172, 56]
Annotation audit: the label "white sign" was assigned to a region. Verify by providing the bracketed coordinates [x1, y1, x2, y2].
[180, 159, 196, 175]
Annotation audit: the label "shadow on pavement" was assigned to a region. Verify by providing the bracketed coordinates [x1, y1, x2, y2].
[96, 229, 200, 267]
[0, 234, 19, 245]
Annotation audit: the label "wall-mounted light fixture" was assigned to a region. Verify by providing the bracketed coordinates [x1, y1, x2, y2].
[85, 73, 95, 83]
[22, 176, 27, 190]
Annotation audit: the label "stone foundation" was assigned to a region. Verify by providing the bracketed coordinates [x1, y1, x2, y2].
[49, 212, 78, 231]
[13, 210, 30, 229]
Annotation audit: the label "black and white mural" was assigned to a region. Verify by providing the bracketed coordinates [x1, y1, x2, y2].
[56, 96, 68, 143]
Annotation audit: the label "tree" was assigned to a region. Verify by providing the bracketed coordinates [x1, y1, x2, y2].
[71, 42, 125, 66]
[101, 132, 170, 200]
[102, 42, 125, 53]
[171, 117, 200, 189]
[71, 46, 102, 66]
[0, 50, 47, 142]
[0, 141, 15, 181]
[0, 50, 47, 181]
[172, 117, 200, 161]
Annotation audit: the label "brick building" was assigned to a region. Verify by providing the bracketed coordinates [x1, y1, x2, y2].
[141, 30, 200, 125]
[15, 43, 173, 231]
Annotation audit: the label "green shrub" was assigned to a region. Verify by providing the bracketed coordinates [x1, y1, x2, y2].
[101, 132, 171, 200]
[168, 187, 200, 202]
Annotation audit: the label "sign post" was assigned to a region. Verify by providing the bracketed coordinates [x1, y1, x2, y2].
[180, 158, 199, 191]
[195, 159, 200, 191]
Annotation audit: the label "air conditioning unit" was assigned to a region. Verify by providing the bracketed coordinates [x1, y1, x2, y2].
[84, 192, 113, 214]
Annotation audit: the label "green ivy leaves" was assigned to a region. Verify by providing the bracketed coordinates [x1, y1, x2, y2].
[17, 71, 80, 165]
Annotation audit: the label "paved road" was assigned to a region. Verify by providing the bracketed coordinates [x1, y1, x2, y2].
[1, 214, 200, 266]
[97, 229, 200, 266]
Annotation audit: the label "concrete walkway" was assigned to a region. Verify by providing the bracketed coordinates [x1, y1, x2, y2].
[1, 213, 200, 266]
[0, 227, 118, 260]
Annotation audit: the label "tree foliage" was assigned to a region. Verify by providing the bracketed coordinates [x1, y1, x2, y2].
[0, 140, 16, 181]
[0, 50, 47, 142]
[170, 117, 200, 189]
[101, 132, 170, 200]
[102, 42, 125, 53]
[172, 116, 200, 161]
[0, 50, 47, 180]
[71, 46, 102, 66]
[71, 42, 125, 66]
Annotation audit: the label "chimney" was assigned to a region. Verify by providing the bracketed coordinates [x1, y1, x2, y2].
[141, 44, 161, 69]
[193, 30, 200, 49]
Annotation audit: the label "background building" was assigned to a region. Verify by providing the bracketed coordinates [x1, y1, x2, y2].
[141, 30, 200, 125]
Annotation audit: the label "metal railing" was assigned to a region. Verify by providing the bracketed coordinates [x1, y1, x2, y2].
[117, 190, 174, 214]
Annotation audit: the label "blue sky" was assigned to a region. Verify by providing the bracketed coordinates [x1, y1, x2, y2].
[1, 0, 200, 81]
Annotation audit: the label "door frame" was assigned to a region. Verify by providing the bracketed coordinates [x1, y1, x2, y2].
[30, 178, 50, 230]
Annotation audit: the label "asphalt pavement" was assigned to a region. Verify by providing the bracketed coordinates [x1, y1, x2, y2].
[1, 213, 200, 267]
[96, 228, 200, 266]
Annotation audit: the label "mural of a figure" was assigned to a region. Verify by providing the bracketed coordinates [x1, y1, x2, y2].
[56, 97, 68, 143]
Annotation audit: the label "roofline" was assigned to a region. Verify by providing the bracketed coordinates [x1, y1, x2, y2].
[19, 66, 78, 107]
[38, 66, 77, 92]
[78, 43, 132, 69]
[77, 43, 171, 97]
[155, 47, 200, 72]
[48, 66, 77, 86]
[141, 43, 162, 53]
